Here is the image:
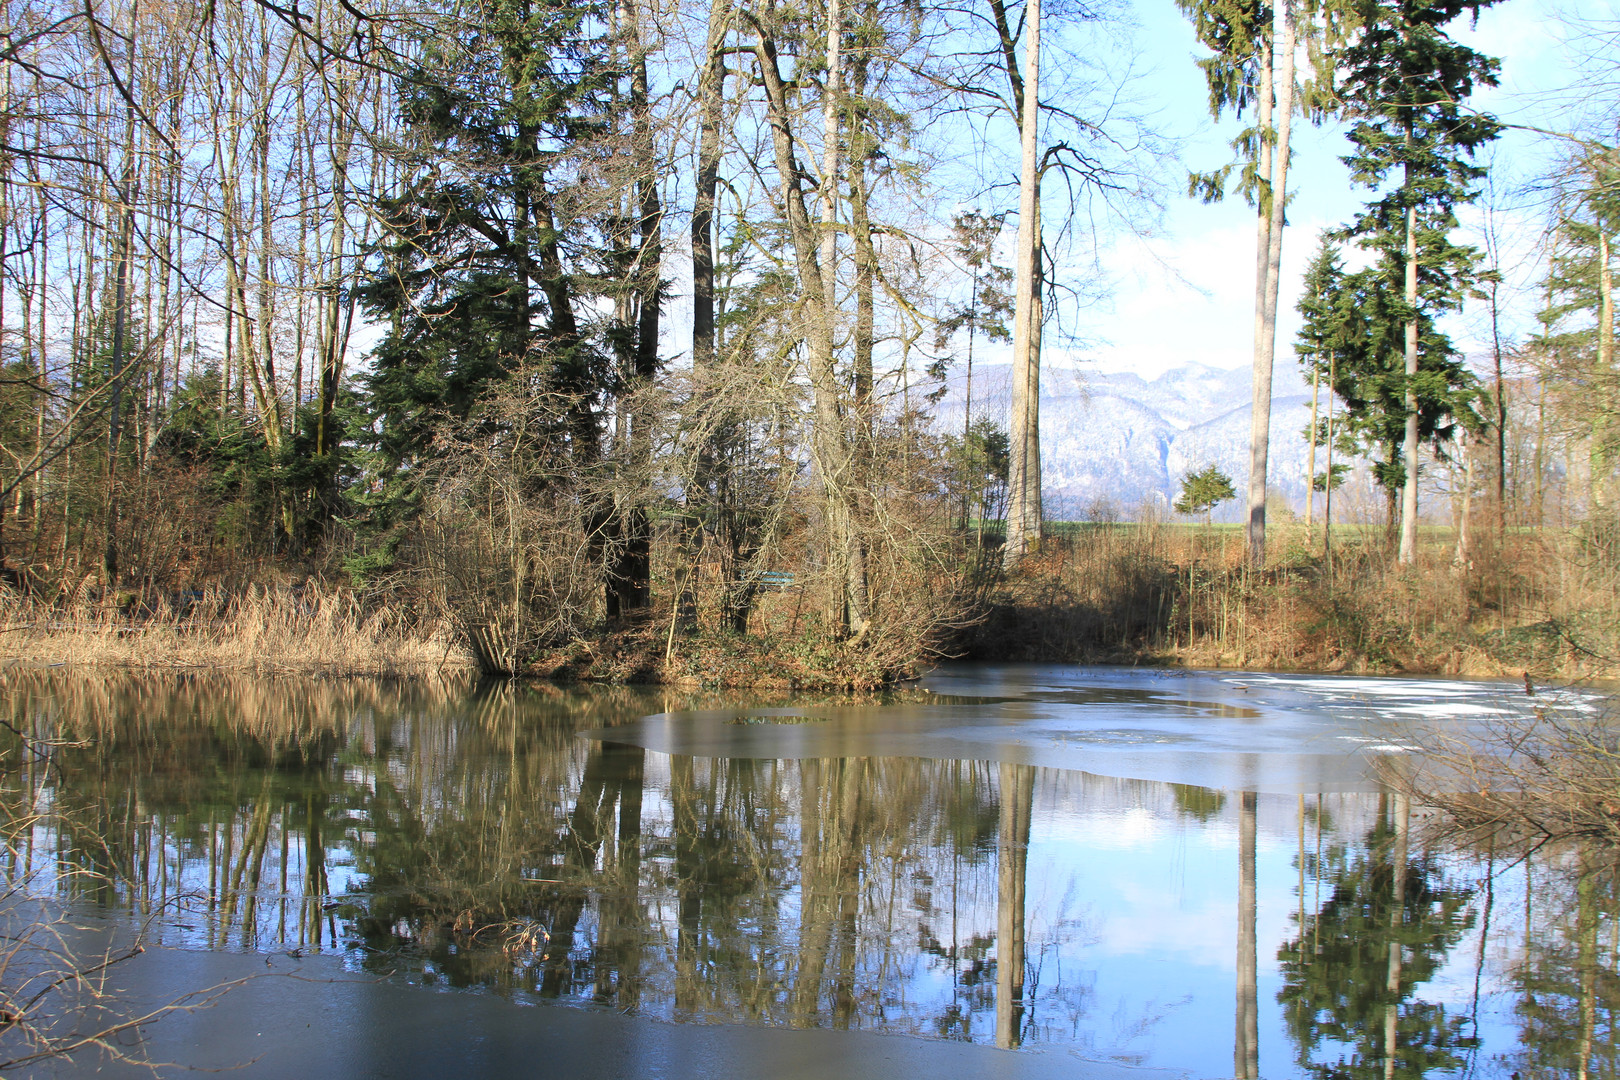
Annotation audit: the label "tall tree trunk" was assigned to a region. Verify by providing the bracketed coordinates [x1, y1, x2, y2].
[815, 0, 870, 634]
[1307, 364, 1319, 539]
[692, 0, 753, 631]
[1246, 0, 1293, 569]
[1596, 229, 1614, 509]
[613, 0, 663, 614]
[692, 0, 729, 371]
[1324, 351, 1336, 565]
[1487, 219, 1507, 538]
[1398, 183, 1420, 563]
[1455, 429, 1473, 569]
[104, 108, 136, 588]
[1003, 0, 1042, 569]
[750, 5, 867, 635]
[847, 4, 879, 626]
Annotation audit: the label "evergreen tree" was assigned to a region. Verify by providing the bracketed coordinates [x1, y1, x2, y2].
[358, 0, 613, 519]
[1174, 465, 1238, 524]
[1322, 266, 1479, 536]
[1536, 144, 1620, 506]
[1334, 0, 1500, 561]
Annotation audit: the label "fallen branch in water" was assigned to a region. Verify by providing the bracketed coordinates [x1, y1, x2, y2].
[1383, 689, 1620, 848]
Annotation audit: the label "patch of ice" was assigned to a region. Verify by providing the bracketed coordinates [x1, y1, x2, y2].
[1239, 675, 1493, 699]
[1374, 703, 1511, 718]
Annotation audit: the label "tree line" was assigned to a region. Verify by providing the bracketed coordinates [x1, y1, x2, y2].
[0, 0, 1612, 673]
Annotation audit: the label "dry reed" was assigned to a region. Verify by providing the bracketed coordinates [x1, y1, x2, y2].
[0, 583, 472, 676]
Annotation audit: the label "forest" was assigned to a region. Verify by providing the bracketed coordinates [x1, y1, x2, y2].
[0, 0, 1615, 684]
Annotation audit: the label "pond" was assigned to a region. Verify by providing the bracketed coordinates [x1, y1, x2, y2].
[1, 664, 1614, 1078]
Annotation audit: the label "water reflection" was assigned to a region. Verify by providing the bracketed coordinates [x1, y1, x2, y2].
[1, 670, 1617, 1077]
[1277, 794, 1476, 1078]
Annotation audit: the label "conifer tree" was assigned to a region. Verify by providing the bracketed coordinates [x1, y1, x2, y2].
[1321, 264, 1479, 539]
[1537, 144, 1620, 507]
[1334, 0, 1500, 562]
[358, 0, 612, 519]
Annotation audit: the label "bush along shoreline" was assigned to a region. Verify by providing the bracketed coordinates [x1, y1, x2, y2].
[962, 521, 1620, 682]
[5, 518, 1616, 688]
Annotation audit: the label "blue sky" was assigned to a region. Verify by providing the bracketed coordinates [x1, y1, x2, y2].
[1051, 0, 1599, 380]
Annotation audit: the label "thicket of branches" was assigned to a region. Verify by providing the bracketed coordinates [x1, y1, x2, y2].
[0, 0, 1162, 678]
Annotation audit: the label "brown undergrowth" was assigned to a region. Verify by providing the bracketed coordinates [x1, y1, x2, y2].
[523, 613, 939, 691]
[968, 519, 1620, 679]
[0, 560, 963, 688]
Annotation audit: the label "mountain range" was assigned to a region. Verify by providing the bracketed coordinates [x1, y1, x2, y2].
[930, 360, 1323, 522]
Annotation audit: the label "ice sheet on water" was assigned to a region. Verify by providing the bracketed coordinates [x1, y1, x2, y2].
[584, 664, 1594, 794]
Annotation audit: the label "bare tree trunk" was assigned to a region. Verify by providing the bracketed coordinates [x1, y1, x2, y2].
[691, 0, 730, 371]
[1455, 429, 1473, 569]
[1003, 0, 1042, 569]
[750, 4, 867, 635]
[1307, 364, 1319, 540]
[1398, 193, 1420, 563]
[1485, 206, 1508, 537]
[612, 0, 664, 613]
[104, 106, 136, 588]
[1246, 0, 1293, 569]
[1597, 229, 1614, 509]
[1325, 351, 1336, 565]
[847, 4, 880, 622]
[1534, 375, 1546, 528]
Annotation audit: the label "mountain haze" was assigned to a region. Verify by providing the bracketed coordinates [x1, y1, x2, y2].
[932, 361, 1319, 521]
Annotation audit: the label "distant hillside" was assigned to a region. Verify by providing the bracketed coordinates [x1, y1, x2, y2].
[928, 361, 1320, 521]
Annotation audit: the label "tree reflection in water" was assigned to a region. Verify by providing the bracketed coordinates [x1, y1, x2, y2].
[4, 670, 1620, 1074]
[1500, 850, 1620, 1079]
[1278, 794, 1476, 1078]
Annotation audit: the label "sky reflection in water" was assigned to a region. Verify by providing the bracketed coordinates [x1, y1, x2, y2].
[2, 665, 1613, 1079]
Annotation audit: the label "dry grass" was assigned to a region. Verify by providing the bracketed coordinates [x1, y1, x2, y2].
[971, 518, 1620, 678]
[0, 583, 472, 676]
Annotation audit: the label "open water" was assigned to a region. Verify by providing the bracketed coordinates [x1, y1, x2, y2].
[0, 664, 1612, 1078]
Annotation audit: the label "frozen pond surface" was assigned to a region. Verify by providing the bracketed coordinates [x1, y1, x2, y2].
[2, 665, 1612, 1078]
[589, 664, 1546, 792]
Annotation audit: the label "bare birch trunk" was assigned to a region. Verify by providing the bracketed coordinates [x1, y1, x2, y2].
[1246, 0, 1293, 569]
[1398, 193, 1420, 564]
[1003, 0, 1042, 569]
